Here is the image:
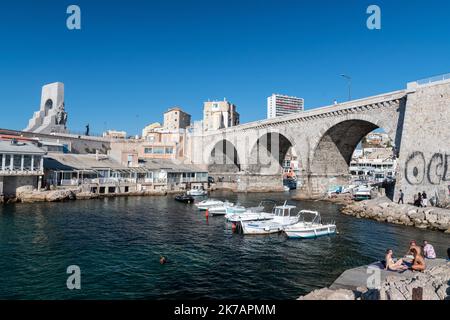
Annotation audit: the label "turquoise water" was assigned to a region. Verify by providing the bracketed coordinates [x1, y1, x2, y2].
[0, 191, 449, 300]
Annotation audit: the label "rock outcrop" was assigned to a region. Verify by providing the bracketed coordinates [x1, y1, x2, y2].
[341, 197, 450, 232]
[376, 265, 450, 300]
[298, 288, 356, 300]
[299, 263, 450, 300]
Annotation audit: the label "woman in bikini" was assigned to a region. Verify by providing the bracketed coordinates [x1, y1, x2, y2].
[385, 249, 408, 271]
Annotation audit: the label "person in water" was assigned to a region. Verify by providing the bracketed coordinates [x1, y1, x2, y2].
[410, 247, 426, 272]
[385, 249, 408, 271]
[160, 256, 167, 265]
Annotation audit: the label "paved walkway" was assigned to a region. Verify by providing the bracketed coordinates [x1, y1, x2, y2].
[330, 258, 448, 290]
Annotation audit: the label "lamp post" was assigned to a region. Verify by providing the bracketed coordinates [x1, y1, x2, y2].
[340, 74, 352, 101]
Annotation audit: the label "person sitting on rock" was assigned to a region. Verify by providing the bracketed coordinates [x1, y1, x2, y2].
[406, 240, 422, 257]
[410, 247, 426, 272]
[385, 249, 408, 271]
[423, 240, 436, 259]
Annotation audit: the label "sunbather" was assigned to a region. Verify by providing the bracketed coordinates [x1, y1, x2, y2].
[406, 240, 422, 257]
[410, 248, 426, 272]
[385, 249, 408, 271]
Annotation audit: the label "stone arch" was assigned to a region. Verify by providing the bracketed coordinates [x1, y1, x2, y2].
[246, 131, 296, 176]
[208, 139, 241, 173]
[44, 99, 53, 116]
[310, 118, 390, 176]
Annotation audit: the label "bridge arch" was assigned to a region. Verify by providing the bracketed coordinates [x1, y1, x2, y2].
[308, 116, 397, 198]
[247, 131, 299, 176]
[207, 139, 241, 174]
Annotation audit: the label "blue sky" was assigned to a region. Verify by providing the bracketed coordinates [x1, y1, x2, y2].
[1, 0, 450, 135]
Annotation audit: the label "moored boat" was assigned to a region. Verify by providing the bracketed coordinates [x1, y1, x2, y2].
[174, 194, 195, 204]
[187, 188, 208, 196]
[225, 200, 277, 223]
[207, 201, 241, 216]
[240, 202, 299, 235]
[195, 199, 224, 210]
[284, 210, 337, 239]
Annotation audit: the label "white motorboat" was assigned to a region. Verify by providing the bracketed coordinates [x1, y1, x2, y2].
[195, 199, 224, 210]
[225, 200, 277, 222]
[187, 188, 208, 196]
[207, 201, 241, 216]
[241, 202, 300, 235]
[284, 210, 336, 239]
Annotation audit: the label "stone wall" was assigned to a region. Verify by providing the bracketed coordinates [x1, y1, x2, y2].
[1, 176, 40, 197]
[395, 80, 450, 204]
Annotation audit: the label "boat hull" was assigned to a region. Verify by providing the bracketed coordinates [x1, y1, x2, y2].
[285, 225, 336, 239]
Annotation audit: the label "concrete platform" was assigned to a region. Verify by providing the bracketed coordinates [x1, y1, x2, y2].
[330, 258, 448, 290]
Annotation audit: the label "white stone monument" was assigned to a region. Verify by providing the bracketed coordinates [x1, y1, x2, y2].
[24, 82, 68, 134]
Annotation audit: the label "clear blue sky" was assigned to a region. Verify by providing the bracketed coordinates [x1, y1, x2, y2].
[1, 0, 450, 135]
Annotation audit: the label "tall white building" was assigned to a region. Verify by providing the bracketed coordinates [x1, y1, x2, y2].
[267, 94, 304, 119]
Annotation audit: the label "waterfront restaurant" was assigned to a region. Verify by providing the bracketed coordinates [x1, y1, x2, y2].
[0, 139, 46, 198]
[43, 153, 143, 194]
[138, 159, 209, 191]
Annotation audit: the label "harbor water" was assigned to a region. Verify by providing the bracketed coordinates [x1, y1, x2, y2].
[0, 191, 449, 300]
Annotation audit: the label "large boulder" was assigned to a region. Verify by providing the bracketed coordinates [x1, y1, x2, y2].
[16, 185, 35, 196]
[19, 191, 48, 203]
[45, 190, 75, 202]
[298, 288, 355, 300]
[379, 264, 450, 300]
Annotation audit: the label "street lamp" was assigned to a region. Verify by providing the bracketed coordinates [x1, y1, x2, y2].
[340, 74, 352, 101]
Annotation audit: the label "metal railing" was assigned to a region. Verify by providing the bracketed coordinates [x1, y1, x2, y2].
[416, 73, 450, 85]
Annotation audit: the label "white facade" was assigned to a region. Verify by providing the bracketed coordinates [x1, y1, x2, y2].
[267, 94, 304, 119]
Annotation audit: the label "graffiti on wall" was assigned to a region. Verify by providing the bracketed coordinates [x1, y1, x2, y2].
[405, 151, 449, 185]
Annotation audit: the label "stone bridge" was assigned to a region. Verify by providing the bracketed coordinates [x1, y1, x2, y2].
[189, 78, 450, 202]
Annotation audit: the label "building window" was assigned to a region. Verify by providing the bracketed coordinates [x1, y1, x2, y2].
[13, 155, 22, 170]
[34, 156, 41, 170]
[23, 155, 32, 171]
[144, 147, 153, 154]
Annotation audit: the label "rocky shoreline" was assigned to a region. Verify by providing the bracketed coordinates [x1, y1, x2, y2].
[0, 188, 176, 204]
[341, 197, 450, 233]
[299, 262, 450, 300]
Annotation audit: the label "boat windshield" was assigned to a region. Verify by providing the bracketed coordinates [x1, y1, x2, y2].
[298, 210, 321, 224]
[274, 205, 296, 216]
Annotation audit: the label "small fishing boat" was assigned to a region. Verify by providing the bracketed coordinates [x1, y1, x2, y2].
[195, 199, 224, 211]
[207, 201, 241, 216]
[240, 202, 299, 235]
[225, 200, 276, 222]
[187, 188, 208, 196]
[284, 210, 336, 239]
[174, 194, 195, 204]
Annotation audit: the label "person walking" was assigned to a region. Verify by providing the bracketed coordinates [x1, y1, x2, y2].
[398, 189, 404, 204]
